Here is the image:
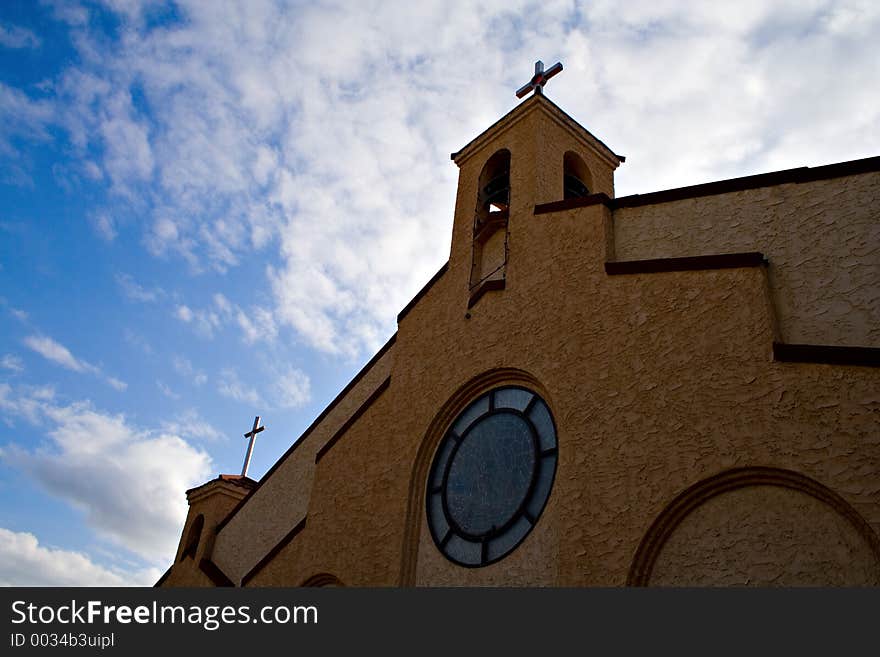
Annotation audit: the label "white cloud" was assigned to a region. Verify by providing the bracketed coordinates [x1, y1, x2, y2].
[0, 528, 161, 586]
[7, 0, 880, 356]
[123, 328, 153, 354]
[172, 356, 207, 386]
[23, 335, 126, 390]
[0, 81, 54, 184]
[217, 368, 263, 407]
[236, 306, 278, 344]
[217, 364, 311, 410]
[173, 301, 223, 338]
[175, 304, 193, 322]
[116, 272, 164, 303]
[269, 366, 311, 409]
[1, 386, 213, 564]
[0, 354, 23, 372]
[43, 0, 89, 27]
[212, 293, 232, 315]
[82, 159, 103, 180]
[0, 24, 41, 49]
[106, 376, 128, 391]
[0, 382, 55, 425]
[161, 408, 224, 442]
[89, 211, 117, 241]
[23, 335, 99, 374]
[9, 307, 28, 322]
[156, 380, 180, 399]
[175, 292, 279, 345]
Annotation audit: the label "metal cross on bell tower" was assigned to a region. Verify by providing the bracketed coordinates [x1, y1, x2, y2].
[240, 415, 266, 478]
[516, 60, 563, 98]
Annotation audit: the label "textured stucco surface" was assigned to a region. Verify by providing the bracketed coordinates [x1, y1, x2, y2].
[650, 485, 880, 586]
[613, 173, 880, 347]
[165, 95, 879, 587]
[402, 206, 879, 585]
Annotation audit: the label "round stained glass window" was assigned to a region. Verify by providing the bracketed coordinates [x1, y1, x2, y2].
[426, 386, 558, 567]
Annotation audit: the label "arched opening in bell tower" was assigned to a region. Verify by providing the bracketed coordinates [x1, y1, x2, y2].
[180, 514, 204, 561]
[475, 149, 511, 226]
[471, 149, 511, 294]
[563, 151, 592, 199]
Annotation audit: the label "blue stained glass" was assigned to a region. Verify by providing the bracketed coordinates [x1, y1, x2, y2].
[528, 400, 556, 452]
[427, 386, 558, 567]
[429, 435, 457, 489]
[495, 387, 533, 412]
[428, 492, 448, 538]
[445, 412, 535, 536]
[444, 534, 482, 566]
[487, 515, 532, 562]
[452, 395, 490, 436]
[525, 454, 556, 519]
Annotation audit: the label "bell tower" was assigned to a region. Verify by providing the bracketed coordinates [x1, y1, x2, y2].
[447, 61, 625, 308]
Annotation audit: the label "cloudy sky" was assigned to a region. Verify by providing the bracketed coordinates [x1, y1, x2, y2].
[1, 0, 878, 586]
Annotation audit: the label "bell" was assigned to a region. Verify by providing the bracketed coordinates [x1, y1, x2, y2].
[482, 171, 510, 211]
[564, 173, 590, 199]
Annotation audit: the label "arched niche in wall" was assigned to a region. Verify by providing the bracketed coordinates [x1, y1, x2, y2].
[180, 514, 205, 561]
[301, 573, 345, 587]
[563, 151, 592, 199]
[628, 467, 880, 586]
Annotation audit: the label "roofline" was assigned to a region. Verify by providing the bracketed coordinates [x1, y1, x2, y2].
[534, 154, 880, 215]
[185, 474, 257, 497]
[614, 154, 880, 209]
[450, 94, 624, 166]
[153, 564, 173, 587]
[397, 262, 448, 323]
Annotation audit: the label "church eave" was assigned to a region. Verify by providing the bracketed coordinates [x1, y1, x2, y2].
[185, 475, 257, 504]
[533, 154, 880, 215]
[451, 94, 624, 167]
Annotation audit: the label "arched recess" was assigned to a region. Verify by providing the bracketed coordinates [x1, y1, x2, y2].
[563, 151, 592, 199]
[398, 367, 553, 586]
[471, 150, 511, 293]
[476, 149, 511, 222]
[627, 466, 880, 586]
[301, 573, 345, 587]
[180, 514, 204, 561]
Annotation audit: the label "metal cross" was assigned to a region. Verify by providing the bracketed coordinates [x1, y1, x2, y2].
[240, 416, 266, 478]
[516, 60, 563, 98]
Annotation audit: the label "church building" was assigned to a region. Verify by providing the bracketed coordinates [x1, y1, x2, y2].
[157, 64, 880, 587]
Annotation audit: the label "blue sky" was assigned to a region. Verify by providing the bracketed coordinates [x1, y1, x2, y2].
[1, 0, 878, 585]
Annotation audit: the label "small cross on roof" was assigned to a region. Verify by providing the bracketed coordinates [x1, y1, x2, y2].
[516, 60, 563, 99]
[240, 415, 266, 478]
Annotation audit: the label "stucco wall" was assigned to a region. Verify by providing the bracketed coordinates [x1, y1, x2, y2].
[650, 485, 880, 586]
[397, 198, 879, 585]
[613, 172, 880, 347]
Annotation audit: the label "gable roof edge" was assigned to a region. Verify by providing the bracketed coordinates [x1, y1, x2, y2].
[451, 94, 624, 168]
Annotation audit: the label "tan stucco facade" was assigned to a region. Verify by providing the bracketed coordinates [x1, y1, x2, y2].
[158, 94, 880, 588]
